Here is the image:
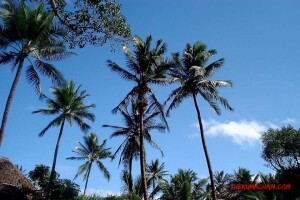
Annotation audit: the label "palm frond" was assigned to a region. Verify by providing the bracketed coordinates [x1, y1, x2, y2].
[26, 65, 41, 94]
[96, 161, 110, 181]
[111, 86, 139, 113]
[35, 115, 63, 137]
[107, 59, 138, 82]
[34, 59, 64, 84]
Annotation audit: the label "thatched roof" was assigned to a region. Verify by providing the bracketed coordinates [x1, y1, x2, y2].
[0, 157, 36, 198]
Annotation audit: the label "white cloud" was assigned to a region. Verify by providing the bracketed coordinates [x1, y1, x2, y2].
[189, 119, 279, 146]
[84, 188, 119, 197]
[281, 118, 297, 125]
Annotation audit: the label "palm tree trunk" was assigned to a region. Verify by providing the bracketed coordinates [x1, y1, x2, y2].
[129, 159, 133, 193]
[139, 91, 149, 200]
[83, 162, 92, 196]
[47, 118, 66, 198]
[192, 92, 217, 200]
[0, 57, 25, 146]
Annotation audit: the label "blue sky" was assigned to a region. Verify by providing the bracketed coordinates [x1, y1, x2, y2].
[1, 0, 300, 196]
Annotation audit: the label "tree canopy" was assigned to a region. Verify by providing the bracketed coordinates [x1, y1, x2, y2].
[27, 0, 131, 48]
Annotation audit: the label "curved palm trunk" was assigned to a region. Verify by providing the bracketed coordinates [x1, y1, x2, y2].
[0, 57, 25, 146]
[139, 91, 149, 200]
[192, 93, 217, 200]
[83, 162, 92, 196]
[47, 118, 66, 198]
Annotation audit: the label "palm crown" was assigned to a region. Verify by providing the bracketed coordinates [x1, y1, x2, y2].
[103, 99, 166, 174]
[0, 0, 71, 93]
[0, 0, 72, 146]
[166, 42, 233, 116]
[34, 80, 95, 136]
[67, 133, 112, 196]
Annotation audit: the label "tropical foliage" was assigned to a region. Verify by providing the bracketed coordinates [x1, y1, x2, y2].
[28, 164, 80, 200]
[106, 35, 171, 200]
[33, 80, 95, 197]
[103, 98, 166, 180]
[67, 133, 112, 196]
[165, 42, 233, 200]
[146, 159, 168, 196]
[28, 0, 131, 48]
[0, 0, 71, 146]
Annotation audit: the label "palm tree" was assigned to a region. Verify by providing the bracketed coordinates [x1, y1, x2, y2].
[228, 167, 260, 200]
[160, 169, 203, 200]
[0, 0, 72, 145]
[106, 35, 171, 200]
[214, 170, 231, 198]
[146, 159, 168, 195]
[121, 169, 151, 199]
[33, 80, 95, 198]
[165, 42, 233, 200]
[103, 99, 166, 180]
[67, 133, 112, 196]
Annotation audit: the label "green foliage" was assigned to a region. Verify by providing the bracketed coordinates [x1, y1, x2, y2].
[75, 193, 141, 200]
[33, 80, 96, 136]
[261, 125, 300, 199]
[103, 98, 166, 176]
[27, 0, 131, 48]
[160, 169, 206, 200]
[0, 0, 71, 145]
[33, 80, 95, 197]
[146, 159, 168, 196]
[28, 164, 80, 200]
[165, 42, 233, 116]
[261, 125, 300, 171]
[68, 133, 112, 196]
[0, 0, 69, 93]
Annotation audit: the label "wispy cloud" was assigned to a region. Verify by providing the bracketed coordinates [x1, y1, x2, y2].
[189, 119, 279, 146]
[281, 117, 297, 125]
[84, 188, 119, 197]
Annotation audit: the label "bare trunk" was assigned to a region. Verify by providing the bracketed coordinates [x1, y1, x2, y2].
[139, 91, 149, 200]
[192, 93, 217, 200]
[83, 162, 92, 196]
[0, 57, 25, 146]
[47, 118, 65, 198]
[129, 158, 133, 193]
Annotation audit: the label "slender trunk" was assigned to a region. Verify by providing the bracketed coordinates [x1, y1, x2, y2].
[192, 93, 217, 200]
[153, 179, 155, 192]
[83, 162, 92, 196]
[138, 91, 149, 200]
[129, 159, 133, 193]
[0, 57, 25, 146]
[47, 118, 66, 198]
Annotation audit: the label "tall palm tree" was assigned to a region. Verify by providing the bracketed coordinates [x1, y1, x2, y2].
[33, 80, 95, 198]
[103, 98, 166, 187]
[67, 133, 112, 196]
[0, 0, 72, 145]
[106, 35, 171, 200]
[165, 42, 233, 200]
[146, 159, 168, 193]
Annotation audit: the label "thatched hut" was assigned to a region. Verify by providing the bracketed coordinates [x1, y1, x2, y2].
[0, 157, 36, 200]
